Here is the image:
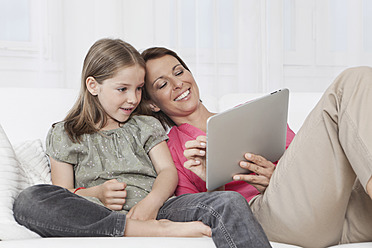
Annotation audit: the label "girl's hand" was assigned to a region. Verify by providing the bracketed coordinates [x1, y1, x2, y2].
[233, 153, 275, 193]
[183, 135, 207, 181]
[126, 194, 160, 220]
[96, 179, 127, 211]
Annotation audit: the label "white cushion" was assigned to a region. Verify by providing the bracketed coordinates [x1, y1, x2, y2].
[0, 124, 40, 240]
[13, 140, 51, 186]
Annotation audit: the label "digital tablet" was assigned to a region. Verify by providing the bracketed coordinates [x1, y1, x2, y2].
[206, 89, 289, 190]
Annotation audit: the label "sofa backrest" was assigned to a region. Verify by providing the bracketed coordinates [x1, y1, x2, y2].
[0, 88, 323, 145]
[0, 88, 79, 145]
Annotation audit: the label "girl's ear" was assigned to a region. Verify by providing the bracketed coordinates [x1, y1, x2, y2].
[149, 102, 161, 112]
[86, 77, 99, 96]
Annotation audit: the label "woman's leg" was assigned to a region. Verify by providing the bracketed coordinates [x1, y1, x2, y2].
[13, 184, 211, 238]
[251, 66, 372, 247]
[341, 179, 372, 244]
[157, 191, 271, 248]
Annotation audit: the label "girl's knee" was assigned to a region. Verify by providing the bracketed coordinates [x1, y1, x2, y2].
[210, 191, 250, 211]
[15, 184, 63, 206]
[221, 191, 247, 203]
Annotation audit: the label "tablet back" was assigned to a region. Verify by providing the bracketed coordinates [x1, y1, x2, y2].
[206, 89, 289, 190]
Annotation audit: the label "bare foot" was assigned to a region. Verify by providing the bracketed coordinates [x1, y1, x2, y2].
[158, 219, 212, 237]
[124, 219, 211, 237]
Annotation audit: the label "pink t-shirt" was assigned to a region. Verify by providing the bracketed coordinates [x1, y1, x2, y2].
[167, 123, 296, 202]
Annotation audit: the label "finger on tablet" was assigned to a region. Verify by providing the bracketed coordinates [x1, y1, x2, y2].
[184, 148, 205, 159]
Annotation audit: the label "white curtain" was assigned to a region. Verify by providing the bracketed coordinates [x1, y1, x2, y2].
[123, 0, 279, 98]
[1, 0, 372, 96]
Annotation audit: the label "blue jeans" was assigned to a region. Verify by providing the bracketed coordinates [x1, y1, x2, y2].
[13, 184, 271, 248]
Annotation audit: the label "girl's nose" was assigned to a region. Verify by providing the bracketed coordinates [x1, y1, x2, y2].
[127, 91, 139, 104]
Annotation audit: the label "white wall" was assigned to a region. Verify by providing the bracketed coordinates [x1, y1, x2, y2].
[0, 0, 372, 96]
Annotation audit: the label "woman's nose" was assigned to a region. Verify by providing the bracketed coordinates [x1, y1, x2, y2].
[172, 78, 183, 89]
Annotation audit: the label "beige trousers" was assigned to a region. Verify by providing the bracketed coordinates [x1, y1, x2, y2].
[250, 67, 372, 248]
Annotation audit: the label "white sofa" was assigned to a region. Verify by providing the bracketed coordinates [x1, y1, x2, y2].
[0, 88, 371, 248]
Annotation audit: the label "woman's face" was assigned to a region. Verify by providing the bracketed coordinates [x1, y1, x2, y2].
[145, 55, 200, 119]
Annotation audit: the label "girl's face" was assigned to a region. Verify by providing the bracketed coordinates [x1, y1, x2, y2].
[145, 55, 200, 119]
[89, 65, 145, 130]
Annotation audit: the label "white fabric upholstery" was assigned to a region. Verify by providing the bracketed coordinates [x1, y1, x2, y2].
[0, 237, 305, 248]
[0, 125, 41, 240]
[0, 88, 79, 145]
[13, 140, 52, 186]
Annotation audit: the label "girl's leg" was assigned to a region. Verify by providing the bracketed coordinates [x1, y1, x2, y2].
[124, 219, 211, 237]
[251, 66, 372, 247]
[14, 184, 211, 238]
[157, 191, 271, 248]
[13, 184, 126, 237]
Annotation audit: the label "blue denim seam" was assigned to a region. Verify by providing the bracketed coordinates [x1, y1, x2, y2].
[112, 211, 126, 236]
[197, 202, 237, 248]
[15, 214, 114, 237]
[158, 202, 236, 248]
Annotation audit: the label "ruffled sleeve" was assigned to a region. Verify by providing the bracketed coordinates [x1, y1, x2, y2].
[131, 115, 168, 153]
[45, 122, 81, 165]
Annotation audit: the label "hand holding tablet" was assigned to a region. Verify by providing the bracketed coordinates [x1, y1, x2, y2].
[206, 89, 289, 190]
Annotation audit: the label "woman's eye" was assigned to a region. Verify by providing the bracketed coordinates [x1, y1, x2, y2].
[159, 81, 167, 89]
[118, 88, 127, 92]
[137, 86, 143, 91]
[175, 69, 184, 76]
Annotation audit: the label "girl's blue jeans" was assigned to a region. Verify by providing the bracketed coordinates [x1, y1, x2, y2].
[13, 184, 270, 248]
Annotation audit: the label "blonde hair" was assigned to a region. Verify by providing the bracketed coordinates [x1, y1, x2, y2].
[62, 38, 145, 142]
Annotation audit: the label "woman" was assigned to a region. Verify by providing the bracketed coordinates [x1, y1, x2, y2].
[140, 47, 372, 247]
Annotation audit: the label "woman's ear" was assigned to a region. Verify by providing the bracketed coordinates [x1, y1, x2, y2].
[149, 102, 161, 112]
[86, 77, 99, 96]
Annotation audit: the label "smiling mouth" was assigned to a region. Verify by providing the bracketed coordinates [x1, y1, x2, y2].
[121, 107, 134, 112]
[174, 89, 190, 101]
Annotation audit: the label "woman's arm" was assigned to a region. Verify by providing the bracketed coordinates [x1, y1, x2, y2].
[127, 141, 178, 220]
[183, 135, 207, 181]
[183, 136, 225, 192]
[50, 157, 127, 211]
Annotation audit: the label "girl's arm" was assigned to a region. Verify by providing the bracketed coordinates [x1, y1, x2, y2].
[127, 141, 178, 220]
[50, 157, 127, 211]
[50, 157, 75, 190]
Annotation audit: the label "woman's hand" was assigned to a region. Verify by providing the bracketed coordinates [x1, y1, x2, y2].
[183, 135, 207, 181]
[95, 179, 127, 211]
[233, 153, 275, 193]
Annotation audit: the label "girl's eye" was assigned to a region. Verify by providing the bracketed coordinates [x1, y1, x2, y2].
[137, 86, 143, 91]
[118, 88, 127, 92]
[159, 81, 167, 89]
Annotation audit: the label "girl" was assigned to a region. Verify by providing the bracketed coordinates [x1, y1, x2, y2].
[13, 38, 271, 248]
[141, 47, 372, 247]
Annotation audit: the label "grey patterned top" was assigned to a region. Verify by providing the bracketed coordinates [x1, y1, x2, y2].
[46, 115, 168, 212]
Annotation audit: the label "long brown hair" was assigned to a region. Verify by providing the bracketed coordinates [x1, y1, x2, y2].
[63, 38, 145, 142]
[140, 47, 191, 129]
